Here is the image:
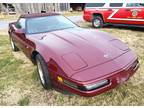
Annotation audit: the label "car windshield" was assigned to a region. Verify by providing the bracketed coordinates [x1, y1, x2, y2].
[26, 15, 77, 34]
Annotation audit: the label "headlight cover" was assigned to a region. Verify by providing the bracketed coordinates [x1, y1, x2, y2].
[63, 79, 109, 91]
[63, 79, 78, 89]
[79, 79, 109, 91]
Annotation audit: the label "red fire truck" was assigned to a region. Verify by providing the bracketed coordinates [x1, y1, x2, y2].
[83, 3, 144, 28]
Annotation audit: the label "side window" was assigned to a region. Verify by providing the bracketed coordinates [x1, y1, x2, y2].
[85, 3, 105, 7]
[16, 18, 26, 29]
[140, 3, 144, 6]
[110, 3, 123, 7]
[126, 3, 144, 7]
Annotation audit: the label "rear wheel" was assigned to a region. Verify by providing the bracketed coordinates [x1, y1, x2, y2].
[36, 54, 52, 89]
[10, 37, 19, 51]
[92, 16, 104, 28]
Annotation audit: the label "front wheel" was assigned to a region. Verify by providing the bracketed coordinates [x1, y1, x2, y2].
[92, 16, 104, 28]
[10, 37, 19, 51]
[36, 54, 52, 89]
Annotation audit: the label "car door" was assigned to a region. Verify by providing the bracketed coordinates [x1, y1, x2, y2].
[12, 18, 34, 58]
[106, 3, 144, 25]
[105, 3, 125, 24]
[124, 3, 144, 25]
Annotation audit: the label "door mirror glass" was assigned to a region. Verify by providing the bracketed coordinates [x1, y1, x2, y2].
[15, 22, 22, 29]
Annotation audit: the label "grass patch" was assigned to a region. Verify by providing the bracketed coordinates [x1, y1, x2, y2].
[0, 22, 144, 105]
[18, 96, 30, 106]
[0, 14, 20, 21]
[63, 11, 83, 17]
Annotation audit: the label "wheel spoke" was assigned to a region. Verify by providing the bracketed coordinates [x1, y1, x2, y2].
[94, 19, 101, 27]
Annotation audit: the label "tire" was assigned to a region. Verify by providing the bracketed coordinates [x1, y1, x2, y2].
[36, 54, 52, 89]
[92, 16, 104, 28]
[10, 37, 19, 51]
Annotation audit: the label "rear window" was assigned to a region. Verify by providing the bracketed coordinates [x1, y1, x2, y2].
[126, 3, 144, 7]
[110, 3, 123, 7]
[85, 3, 105, 7]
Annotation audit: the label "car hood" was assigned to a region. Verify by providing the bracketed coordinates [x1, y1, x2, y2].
[71, 50, 137, 82]
[28, 27, 130, 77]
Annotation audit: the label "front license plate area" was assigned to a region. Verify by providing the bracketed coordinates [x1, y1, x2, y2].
[116, 72, 129, 84]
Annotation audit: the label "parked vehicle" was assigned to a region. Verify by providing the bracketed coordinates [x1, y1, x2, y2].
[8, 5, 16, 15]
[2, 3, 16, 14]
[8, 13, 139, 97]
[83, 3, 144, 28]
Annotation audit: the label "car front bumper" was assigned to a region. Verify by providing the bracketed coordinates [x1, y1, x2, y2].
[61, 59, 139, 97]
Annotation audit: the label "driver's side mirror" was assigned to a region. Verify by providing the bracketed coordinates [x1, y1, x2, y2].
[14, 22, 26, 36]
[15, 22, 21, 29]
[12, 23, 25, 35]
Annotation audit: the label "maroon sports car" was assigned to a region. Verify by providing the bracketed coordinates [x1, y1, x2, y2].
[8, 13, 139, 97]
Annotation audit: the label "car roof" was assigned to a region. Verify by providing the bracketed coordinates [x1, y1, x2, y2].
[20, 12, 60, 18]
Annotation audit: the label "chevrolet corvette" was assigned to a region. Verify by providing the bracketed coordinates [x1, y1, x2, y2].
[8, 13, 139, 97]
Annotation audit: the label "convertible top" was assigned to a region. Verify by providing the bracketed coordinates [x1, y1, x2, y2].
[20, 12, 60, 18]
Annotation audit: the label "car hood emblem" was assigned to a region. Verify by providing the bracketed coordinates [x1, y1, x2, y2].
[104, 54, 109, 58]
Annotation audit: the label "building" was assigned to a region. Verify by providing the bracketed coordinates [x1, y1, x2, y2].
[70, 3, 85, 11]
[0, 3, 71, 14]
[0, 3, 86, 14]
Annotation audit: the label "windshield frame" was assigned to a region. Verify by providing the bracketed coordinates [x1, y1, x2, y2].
[25, 15, 78, 35]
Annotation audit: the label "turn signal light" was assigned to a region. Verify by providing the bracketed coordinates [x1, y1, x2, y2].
[57, 76, 63, 83]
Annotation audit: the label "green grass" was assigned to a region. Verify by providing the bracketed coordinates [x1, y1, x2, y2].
[63, 11, 83, 17]
[18, 96, 30, 106]
[0, 22, 144, 105]
[0, 14, 20, 21]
